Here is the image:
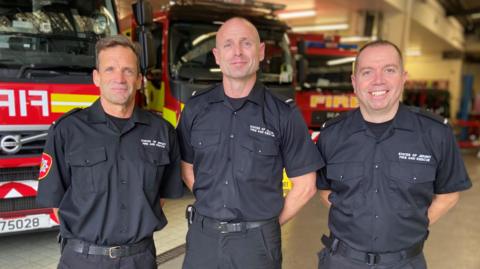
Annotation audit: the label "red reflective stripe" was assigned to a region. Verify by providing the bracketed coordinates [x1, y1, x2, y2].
[0, 157, 41, 168]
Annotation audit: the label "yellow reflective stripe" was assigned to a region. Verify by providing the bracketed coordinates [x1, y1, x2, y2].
[163, 107, 178, 127]
[50, 94, 97, 113]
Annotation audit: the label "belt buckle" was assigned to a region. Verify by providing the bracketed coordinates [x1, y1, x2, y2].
[108, 246, 121, 259]
[218, 222, 229, 234]
[366, 253, 378, 265]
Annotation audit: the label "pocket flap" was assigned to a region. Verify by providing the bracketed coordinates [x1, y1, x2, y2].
[327, 162, 363, 181]
[69, 147, 106, 166]
[390, 162, 436, 183]
[144, 149, 170, 165]
[254, 141, 279, 156]
[191, 131, 220, 148]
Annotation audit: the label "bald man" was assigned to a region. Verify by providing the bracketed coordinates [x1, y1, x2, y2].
[177, 17, 324, 269]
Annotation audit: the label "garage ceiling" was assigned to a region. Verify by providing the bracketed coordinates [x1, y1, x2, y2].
[115, 0, 480, 62]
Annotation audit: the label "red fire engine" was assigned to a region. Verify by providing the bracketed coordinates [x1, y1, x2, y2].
[0, 0, 118, 235]
[289, 33, 358, 135]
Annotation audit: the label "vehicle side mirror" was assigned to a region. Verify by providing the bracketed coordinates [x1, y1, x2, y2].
[132, 0, 155, 74]
[132, 0, 153, 26]
[297, 57, 308, 86]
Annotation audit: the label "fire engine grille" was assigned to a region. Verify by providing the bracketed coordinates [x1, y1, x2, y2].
[0, 131, 47, 156]
[0, 167, 39, 183]
[0, 197, 39, 213]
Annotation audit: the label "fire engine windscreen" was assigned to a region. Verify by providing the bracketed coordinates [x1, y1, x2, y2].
[170, 22, 292, 84]
[0, 0, 118, 79]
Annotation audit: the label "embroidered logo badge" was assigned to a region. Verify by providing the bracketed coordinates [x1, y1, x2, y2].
[249, 125, 275, 138]
[38, 153, 53, 180]
[398, 152, 431, 162]
[141, 139, 166, 149]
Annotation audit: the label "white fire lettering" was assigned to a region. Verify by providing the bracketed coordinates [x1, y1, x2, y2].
[0, 89, 49, 117]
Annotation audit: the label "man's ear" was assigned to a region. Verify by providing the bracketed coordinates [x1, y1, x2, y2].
[93, 69, 100, 87]
[212, 47, 220, 65]
[259, 42, 265, 61]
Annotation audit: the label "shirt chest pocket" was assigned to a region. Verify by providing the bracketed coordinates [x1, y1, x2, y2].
[326, 162, 365, 214]
[68, 147, 107, 194]
[388, 162, 436, 210]
[190, 130, 220, 175]
[240, 138, 280, 181]
[141, 149, 170, 201]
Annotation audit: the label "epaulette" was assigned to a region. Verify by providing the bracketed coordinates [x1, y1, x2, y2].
[267, 88, 296, 108]
[321, 112, 349, 129]
[408, 106, 448, 125]
[190, 83, 218, 99]
[52, 108, 82, 127]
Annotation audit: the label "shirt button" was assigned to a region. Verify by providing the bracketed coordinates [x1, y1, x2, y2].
[198, 141, 203, 146]
[340, 175, 344, 180]
[223, 204, 227, 208]
[413, 177, 417, 181]
[84, 159, 90, 165]
[225, 180, 229, 185]
[233, 111, 237, 115]
[375, 215, 379, 219]
[121, 179, 127, 184]
[229, 134, 234, 139]
[374, 189, 379, 193]
[374, 164, 379, 169]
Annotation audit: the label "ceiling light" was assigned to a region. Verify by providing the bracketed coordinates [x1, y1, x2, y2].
[471, 12, 480, 19]
[277, 10, 316, 20]
[406, 48, 422, 56]
[291, 23, 349, 32]
[326, 57, 356, 66]
[341, 36, 376, 43]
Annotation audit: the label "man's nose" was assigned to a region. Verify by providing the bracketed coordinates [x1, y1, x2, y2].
[233, 44, 242, 56]
[373, 71, 385, 84]
[112, 70, 126, 82]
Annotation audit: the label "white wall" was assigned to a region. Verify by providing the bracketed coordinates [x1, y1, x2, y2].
[405, 55, 463, 118]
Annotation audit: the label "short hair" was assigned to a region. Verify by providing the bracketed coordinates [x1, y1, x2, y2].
[354, 40, 403, 73]
[95, 35, 140, 72]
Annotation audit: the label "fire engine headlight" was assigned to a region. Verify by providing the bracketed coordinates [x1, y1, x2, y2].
[93, 14, 108, 34]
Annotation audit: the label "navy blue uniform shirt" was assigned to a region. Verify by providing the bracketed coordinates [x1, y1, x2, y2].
[36, 99, 183, 246]
[178, 82, 324, 221]
[317, 104, 472, 252]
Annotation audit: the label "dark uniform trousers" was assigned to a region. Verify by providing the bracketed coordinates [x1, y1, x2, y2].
[182, 216, 282, 269]
[57, 239, 157, 269]
[317, 247, 427, 269]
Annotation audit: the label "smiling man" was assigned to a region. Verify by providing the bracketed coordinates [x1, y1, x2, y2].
[178, 17, 324, 269]
[36, 35, 183, 269]
[315, 40, 472, 269]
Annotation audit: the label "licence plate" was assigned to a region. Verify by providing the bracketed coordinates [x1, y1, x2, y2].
[0, 214, 51, 233]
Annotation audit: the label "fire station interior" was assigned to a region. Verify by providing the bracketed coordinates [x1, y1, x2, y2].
[0, 0, 480, 268]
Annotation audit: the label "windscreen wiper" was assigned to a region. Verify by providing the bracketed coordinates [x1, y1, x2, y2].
[16, 63, 92, 79]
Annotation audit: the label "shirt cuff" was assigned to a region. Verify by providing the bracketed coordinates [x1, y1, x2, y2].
[286, 161, 324, 178]
[435, 179, 472, 194]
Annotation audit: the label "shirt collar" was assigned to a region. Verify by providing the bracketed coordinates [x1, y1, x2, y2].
[208, 81, 265, 107]
[347, 103, 414, 135]
[87, 98, 150, 125]
[391, 103, 414, 131]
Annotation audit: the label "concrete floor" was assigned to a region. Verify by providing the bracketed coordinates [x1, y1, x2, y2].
[160, 151, 480, 269]
[0, 152, 478, 269]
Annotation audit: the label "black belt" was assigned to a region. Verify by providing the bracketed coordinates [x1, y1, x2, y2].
[321, 234, 423, 265]
[65, 237, 153, 259]
[194, 214, 274, 234]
